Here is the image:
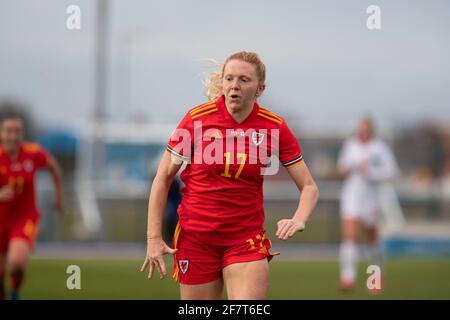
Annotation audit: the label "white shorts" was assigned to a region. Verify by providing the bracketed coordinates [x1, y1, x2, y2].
[340, 180, 382, 227]
[340, 205, 380, 227]
[340, 193, 381, 227]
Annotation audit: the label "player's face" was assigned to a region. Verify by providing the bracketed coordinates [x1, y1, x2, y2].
[357, 119, 374, 143]
[1, 118, 24, 151]
[222, 59, 265, 113]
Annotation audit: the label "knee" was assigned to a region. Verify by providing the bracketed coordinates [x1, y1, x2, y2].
[342, 226, 359, 242]
[9, 267, 24, 281]
[7, 259, 26, 275]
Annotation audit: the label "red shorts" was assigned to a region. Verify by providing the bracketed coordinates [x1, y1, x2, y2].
[172, 223, 279, 285]
[0, 215, 39, 255]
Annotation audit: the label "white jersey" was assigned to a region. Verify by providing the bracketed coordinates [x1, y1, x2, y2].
[338, 137, 398, 224]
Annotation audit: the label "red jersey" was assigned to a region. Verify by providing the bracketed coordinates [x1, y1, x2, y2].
[167, 95, 303, 245]
[0, 143, 50, 222]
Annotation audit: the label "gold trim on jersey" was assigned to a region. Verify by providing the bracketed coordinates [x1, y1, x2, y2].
[191, 108, 218, 120]
[172, 222, 182, 282]
[22, 143, 41, 153]
[166, 147, 190, 161]
[257, 112, 282, 124]
[259, 108, 282, 122]
[189, 101, 216, 116]
[284, 155, 304, 169]
[286, 159, 304, 169]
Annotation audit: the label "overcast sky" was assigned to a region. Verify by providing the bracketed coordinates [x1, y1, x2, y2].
[0, 0, 449, 135]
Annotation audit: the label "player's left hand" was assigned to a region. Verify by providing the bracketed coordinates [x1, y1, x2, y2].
[276, 218, 305, 240]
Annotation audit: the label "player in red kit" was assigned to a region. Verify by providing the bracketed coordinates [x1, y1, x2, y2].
[140, 52, 319, 299]
[0, 113, 63, 300]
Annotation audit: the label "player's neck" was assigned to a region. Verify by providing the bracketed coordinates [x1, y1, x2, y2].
[4, 145, 20, 159]
[358, 137, 374, 144]
[226, 102, 254, 124]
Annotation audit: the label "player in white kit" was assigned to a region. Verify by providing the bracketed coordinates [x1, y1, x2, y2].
[337, 117, 398, 292]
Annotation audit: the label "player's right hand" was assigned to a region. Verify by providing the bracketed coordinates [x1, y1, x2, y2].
[140, 238, 178, 280]
[0, 185, 14, 202]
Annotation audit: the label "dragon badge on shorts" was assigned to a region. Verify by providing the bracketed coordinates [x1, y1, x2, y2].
[179, 260, 189, 274]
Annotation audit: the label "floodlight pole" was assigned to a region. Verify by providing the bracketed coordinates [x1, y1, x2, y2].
[94, 0, 109, 123]
[84, 0, 110, 239]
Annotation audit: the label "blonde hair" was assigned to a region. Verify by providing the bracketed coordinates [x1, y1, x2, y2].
[204, 51, 266, 101]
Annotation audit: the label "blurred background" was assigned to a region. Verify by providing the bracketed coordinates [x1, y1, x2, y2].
[0, 0, 449, 299]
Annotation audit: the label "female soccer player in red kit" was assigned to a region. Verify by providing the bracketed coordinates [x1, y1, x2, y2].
[141, 52, 319, 299]
[0, 114, 63, 300]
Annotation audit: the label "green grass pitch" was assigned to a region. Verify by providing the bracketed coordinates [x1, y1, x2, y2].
[18, 258, 450, 299]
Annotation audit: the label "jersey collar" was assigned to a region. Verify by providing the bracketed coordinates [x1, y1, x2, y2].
[1, 143, 23, 162]
[216, 95, 260, 126]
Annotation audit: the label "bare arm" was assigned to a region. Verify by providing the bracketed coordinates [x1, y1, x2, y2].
[45, 154, 64, 214]
[337, 164, 351, 179]
[147, 151, 183, 238]
[140, 151, 183, 279]
[275, 162, 319, 240]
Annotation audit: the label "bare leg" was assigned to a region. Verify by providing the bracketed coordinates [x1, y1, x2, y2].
[180, 278, 224, 300]
[223, 259, 269, 300]
[6, 238, 31, 299]
[339, 218, 360, 289]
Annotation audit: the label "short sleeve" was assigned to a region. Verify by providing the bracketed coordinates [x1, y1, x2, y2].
[279, 120, 303, 169]
[34, 145, 50, 169]
[166, 112, 194, 162]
